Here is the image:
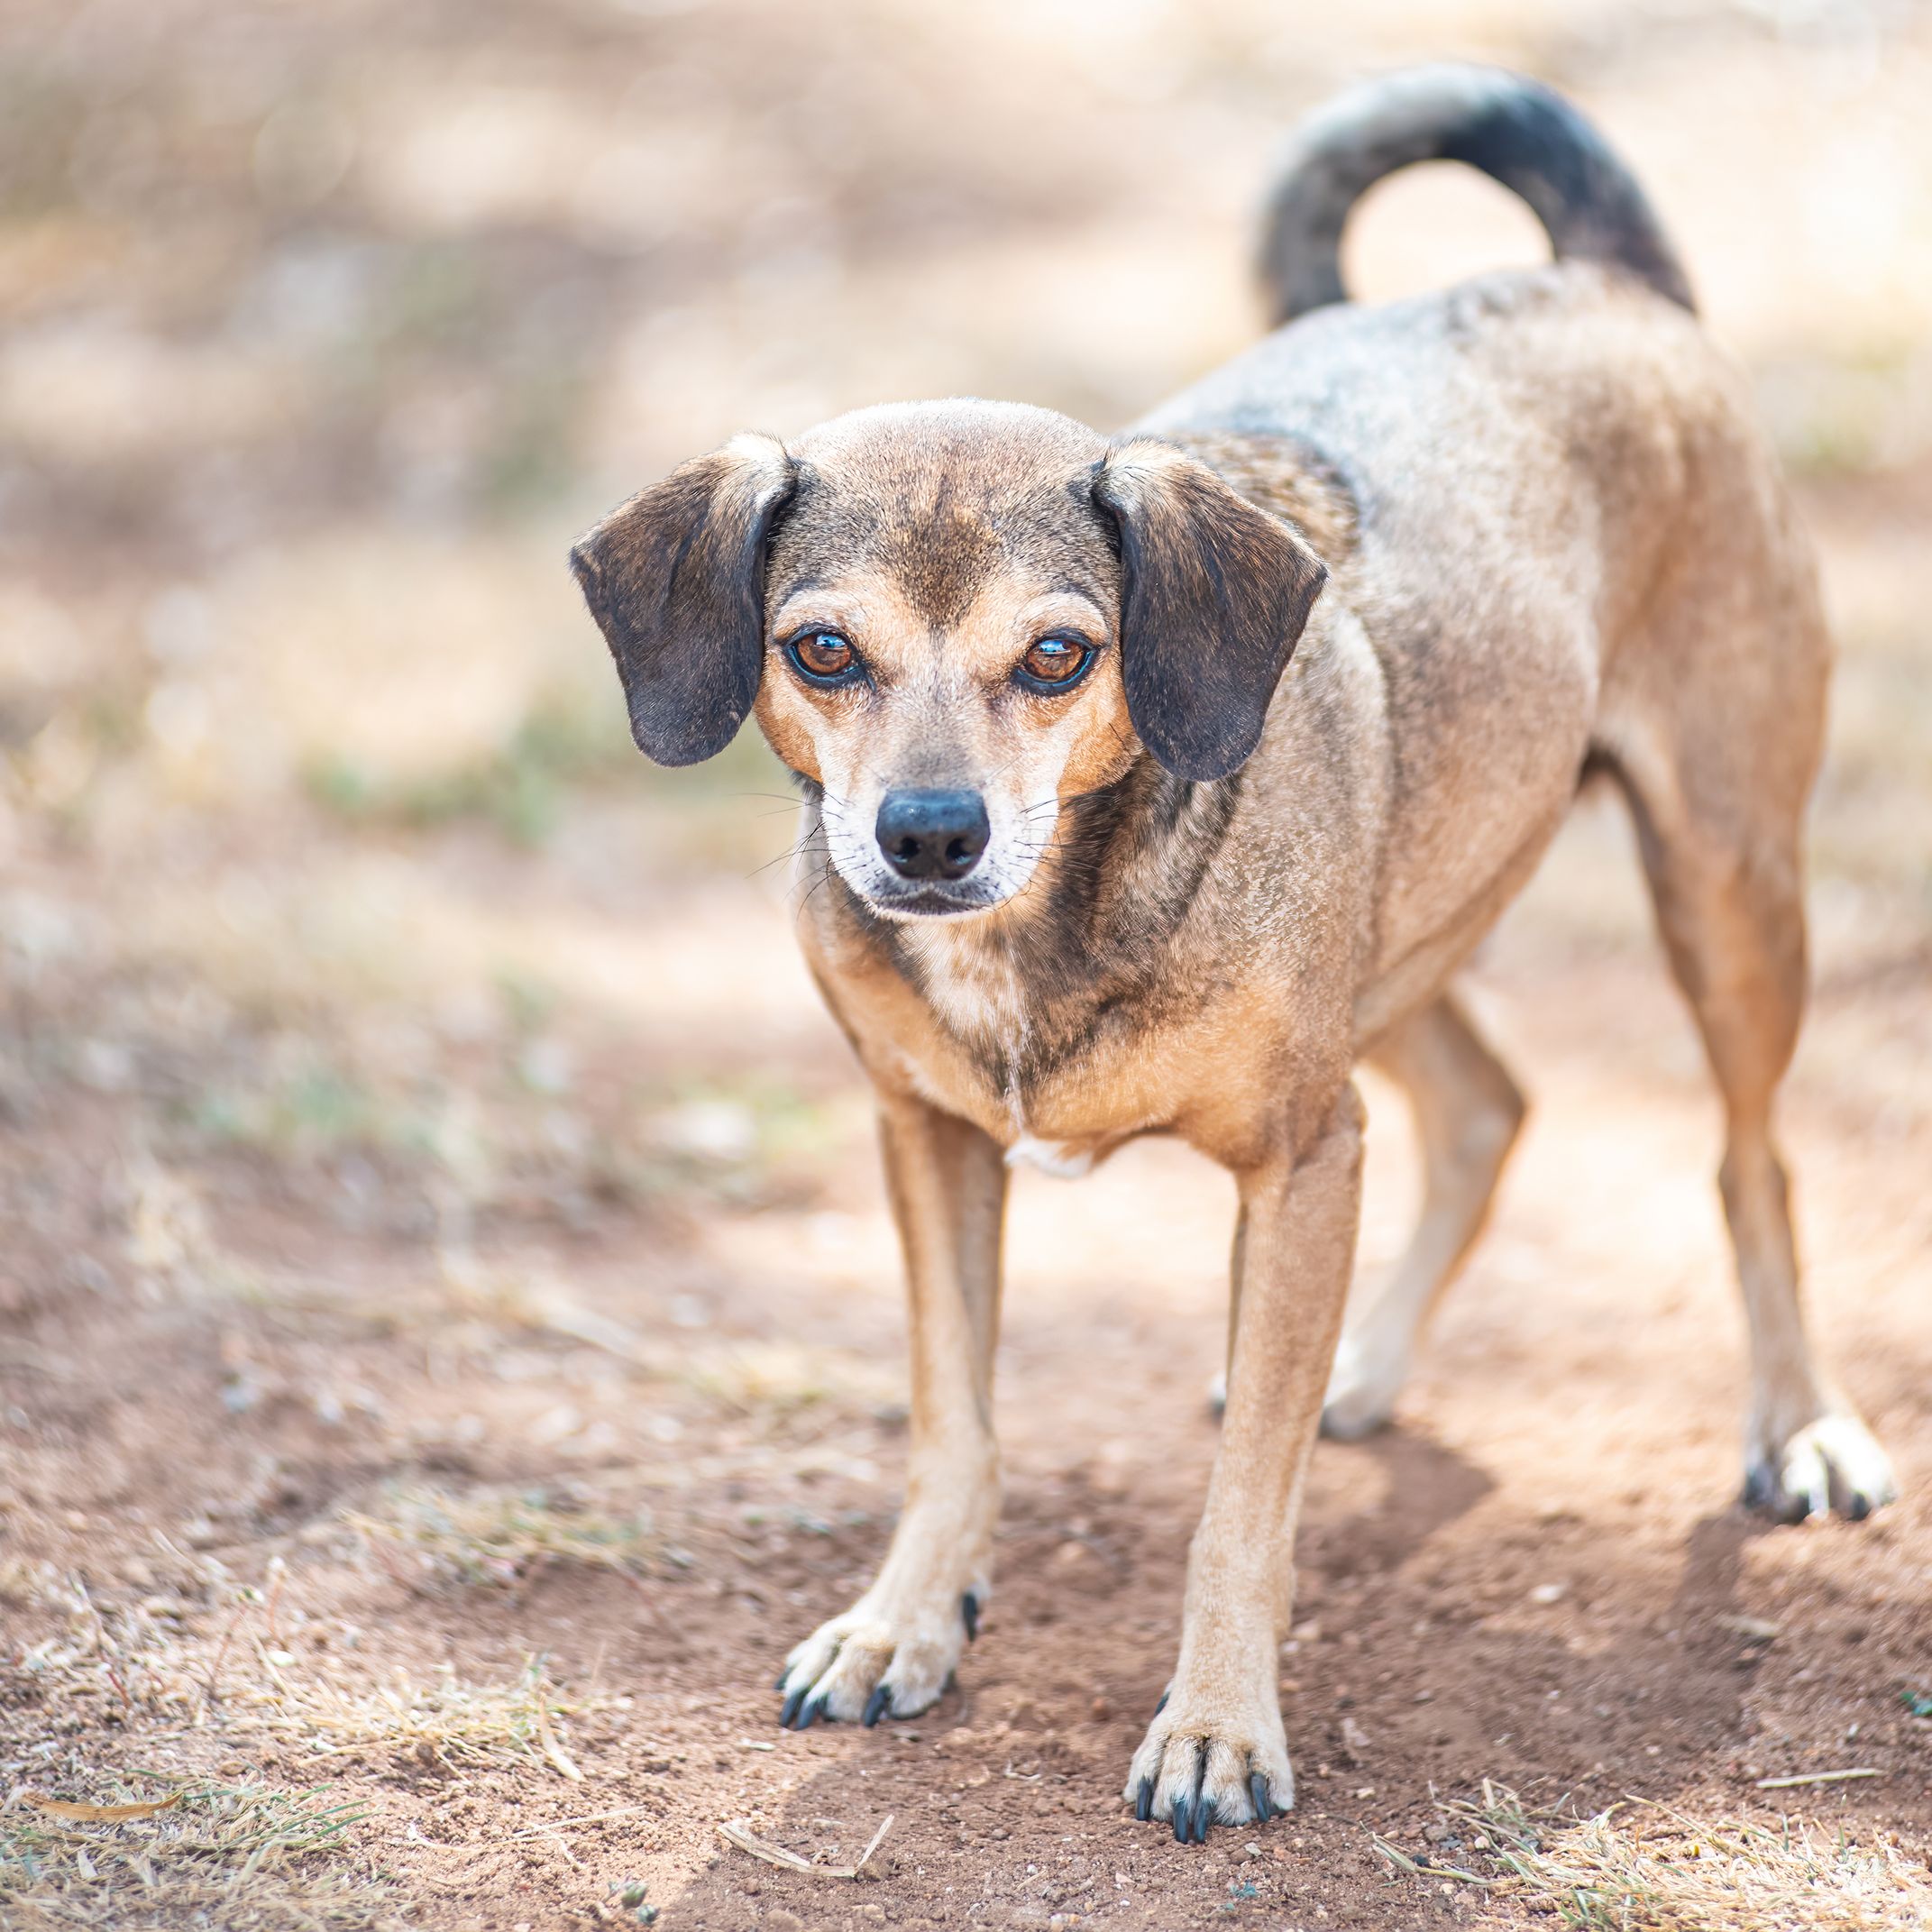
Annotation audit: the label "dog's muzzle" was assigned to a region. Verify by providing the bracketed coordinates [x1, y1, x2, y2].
[874, 788, 991, 882]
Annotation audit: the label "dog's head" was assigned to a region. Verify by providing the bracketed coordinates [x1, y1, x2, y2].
[572, 400, 1326, 920]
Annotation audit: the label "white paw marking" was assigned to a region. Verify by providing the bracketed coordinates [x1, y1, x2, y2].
[777, 1586, 982, 1728]
[1123, 1690, 1295, 1841]
[1752, 1413, 1898, 1522]
[1319, 1331, 1406, 1440]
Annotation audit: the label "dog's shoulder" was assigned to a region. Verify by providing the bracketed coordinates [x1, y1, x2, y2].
[1156, 428, 1361, 571]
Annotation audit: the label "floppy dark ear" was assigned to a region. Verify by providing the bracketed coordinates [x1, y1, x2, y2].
[1092, 439, 1328, 782]
[570, 434, 796, 766]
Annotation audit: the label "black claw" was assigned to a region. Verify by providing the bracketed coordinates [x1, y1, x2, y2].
[774, 1665, 790, 1691]
[1172, 1793, 1191, 1844]
[862, 1685, 891, 1728]
[1195, 1795, 1213, 1843]
[1845, 1491, 1872, 1523]
[780, 1687, 808, 1728]
[1154, 1690, 1168, 1715]
[1135, 1776, 1153, 1823]
[1250, 1772, 1272, 1823]
[797, 1694, 828, 1730]
[962, 1591, 979, 1643]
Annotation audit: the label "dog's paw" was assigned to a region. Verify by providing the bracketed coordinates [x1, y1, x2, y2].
[1745, 1412, 1898, 1523]
[776, 1584, 981, 1730]
[1318, 1331, 1404, 1440]
[1122, 1683, 1293, 1843]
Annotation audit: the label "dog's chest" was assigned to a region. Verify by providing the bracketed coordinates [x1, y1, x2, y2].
[903, 925, 1030, 1050]
[894, 925, 1165, 1167]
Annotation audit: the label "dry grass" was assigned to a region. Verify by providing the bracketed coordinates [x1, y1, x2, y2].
[0, 1777, 399, 1931]
[225, 1652, 606, 1781]
[346, 1483, 659, 1591]
[9, 1561, 608, 1781]
[678, 1338, 902, 1418]
[1372, 1781, 1932, 1930]
[10, 1566, 215, 1728]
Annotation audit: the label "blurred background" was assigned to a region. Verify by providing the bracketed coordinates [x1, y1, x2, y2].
[2, 0, 1929, 1175]
[2, 2, 1928, 1926]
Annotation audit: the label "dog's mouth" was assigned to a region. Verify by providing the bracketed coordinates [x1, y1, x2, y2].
[860, 880, 1005, 920]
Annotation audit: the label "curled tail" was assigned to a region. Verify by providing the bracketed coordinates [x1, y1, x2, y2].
[1259, 64, 1694, 325]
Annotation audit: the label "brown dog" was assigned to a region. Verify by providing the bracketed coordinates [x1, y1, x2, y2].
[572, 65, 1896, 1839]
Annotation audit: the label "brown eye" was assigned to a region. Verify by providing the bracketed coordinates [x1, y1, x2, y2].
[1016, 635, 1094, 692]
[786, 631, 860, 685]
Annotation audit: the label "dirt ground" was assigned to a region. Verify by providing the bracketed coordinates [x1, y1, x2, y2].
[3, 1, 1930, 1927]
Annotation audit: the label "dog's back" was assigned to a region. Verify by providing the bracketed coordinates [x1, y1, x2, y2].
[1137, 69, 1824, 1021]
[1183, 75, 1872, 1531]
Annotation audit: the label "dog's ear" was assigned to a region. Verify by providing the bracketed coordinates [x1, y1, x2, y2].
[570, 434, 797, 766]
[1091, 440, 1328, 782]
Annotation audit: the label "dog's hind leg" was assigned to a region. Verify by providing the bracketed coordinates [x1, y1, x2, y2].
[1319, 990, 1526, 1438]
[1608, 728, 1896, 1521]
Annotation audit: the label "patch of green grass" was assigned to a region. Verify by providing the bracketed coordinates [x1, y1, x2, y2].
[307, 695, 634, 845]
[0, 1778, 398, 1931]
[1760, 348, 1931, 481]
[307, 691, 804, 868]
[188, 1062, 430, 1163]
[644, 1071, 837, 1160]
[477, 366, 591, 512]
[679, 1338, 902, 1420]
[0, 68, 90, 221]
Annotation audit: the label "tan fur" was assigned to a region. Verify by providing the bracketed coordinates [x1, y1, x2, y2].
[577, 242, 1897, 1835]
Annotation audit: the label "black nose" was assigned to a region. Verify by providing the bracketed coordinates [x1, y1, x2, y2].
[875, 788, 991, 881]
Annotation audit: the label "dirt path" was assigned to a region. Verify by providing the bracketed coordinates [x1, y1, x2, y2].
[4, 780, 1929, 1928]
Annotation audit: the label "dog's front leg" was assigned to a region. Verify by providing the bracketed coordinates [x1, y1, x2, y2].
[777, 1087, 1005, 1728]
[1128, 1084, 1363, 1838]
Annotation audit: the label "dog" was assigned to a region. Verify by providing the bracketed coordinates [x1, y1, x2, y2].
[571, 65, 1897, 1840]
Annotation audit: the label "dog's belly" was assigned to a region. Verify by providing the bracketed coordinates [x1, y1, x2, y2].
[1352, 789, 1574, 1046]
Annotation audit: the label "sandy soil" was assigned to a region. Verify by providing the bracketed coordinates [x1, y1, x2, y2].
[4, 759, 1930, 1929]
[2, 1, 1929, 1927]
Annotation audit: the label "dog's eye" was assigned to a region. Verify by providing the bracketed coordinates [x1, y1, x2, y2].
[1015, 635, 1094, 693]
[785, 631, 861, 686]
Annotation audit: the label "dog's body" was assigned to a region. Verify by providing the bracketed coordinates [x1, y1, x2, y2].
[573, 67, 1895, 1838]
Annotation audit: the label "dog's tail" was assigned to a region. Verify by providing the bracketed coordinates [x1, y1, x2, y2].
[1258, 65, 1695, 325]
